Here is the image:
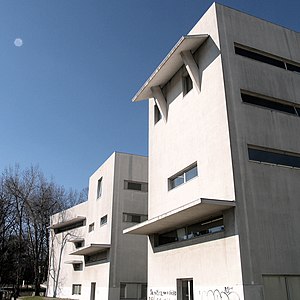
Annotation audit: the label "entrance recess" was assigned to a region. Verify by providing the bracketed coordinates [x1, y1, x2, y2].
[177, 278, 194, 300]
[90, 282, 96, 300]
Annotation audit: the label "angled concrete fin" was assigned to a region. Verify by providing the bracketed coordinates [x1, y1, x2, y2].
[151, 86, 168, 122]
[180, 50, 200, 93]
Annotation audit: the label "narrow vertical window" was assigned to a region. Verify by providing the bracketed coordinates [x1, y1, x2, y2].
[97, 177, 102, 199]
[183, 73, 193, 96]
[100, 215, 108, 226]
[154, 104, 162, 124]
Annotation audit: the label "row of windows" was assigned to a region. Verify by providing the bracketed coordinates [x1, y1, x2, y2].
[248, 146, 300, 168]
[156, 216, 224, 247]
[97, 178, 148, 200]
[235, 44, 300, 74]
[241, 92, 300, 116]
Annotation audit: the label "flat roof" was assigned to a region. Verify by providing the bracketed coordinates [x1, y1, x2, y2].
[49, 216, 86, 230]
[132, 34, 209, 102]
[123, 198, 235, 235]
[70, 244, 111, 256]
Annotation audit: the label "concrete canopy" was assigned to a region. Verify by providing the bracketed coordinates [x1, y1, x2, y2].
[123, 198, 235, 235]
[64, 260, 83, 264]
[132, 34, 209, 102]
[70, 244, 111, 256]
[49, 216, 86, 230]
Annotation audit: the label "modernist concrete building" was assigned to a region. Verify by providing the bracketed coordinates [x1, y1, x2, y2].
[125, 3, 300, 300]
[47, 152, 148, 300]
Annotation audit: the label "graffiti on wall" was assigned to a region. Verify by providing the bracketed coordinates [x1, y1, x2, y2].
[148, 288, 177, 300]
[199, 286, 241, 300]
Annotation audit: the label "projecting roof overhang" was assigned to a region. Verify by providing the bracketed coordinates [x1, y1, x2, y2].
[123, 198, 235, 235]
[49, 216, 86, 230]
[68, 238, 85, 243]
[70, 244, 111, 256]
[132, 34, 209, 102]
[64, 260, 83, 264]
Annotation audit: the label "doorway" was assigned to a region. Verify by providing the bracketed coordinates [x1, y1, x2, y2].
[90, 282, 96, 300]
[177, 278, 194, 300]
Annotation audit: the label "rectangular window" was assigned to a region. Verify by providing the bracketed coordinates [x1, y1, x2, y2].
[100, 215, 107, 226]
[72, 284, 81, 295]
[120, 283, 147, 300]
[286, 62, 300, 74]
[235, 44, 300, 75]
[169, 164, 198, 190]
[183, 73, 193, 96]
[74, 241, 84, 248]
[177, 279, 194, 300]
[97, 177, 103, 199]
[85, 250, 108, 266]
[124, 180, 148, 192]
[248, 146, 300, 168]
[241, 92, 299, 115]
[73, 263, 83, 271]
[157, 216, 224, 246]
[154, 104, 162, 124]
[88, 223, 94, 232]
[123, 213, 148, 223]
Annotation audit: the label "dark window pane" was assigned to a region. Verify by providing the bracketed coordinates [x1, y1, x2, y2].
[235, 46, 285, 69]
[171, 174, 184, 189]
[158, 230, 178, 245]
[287, 63, 300, 74]
[241, 93, 297, 115]
[185, 166, 198, 181]
[154, 104, 162, 124]
[131, 215, 141, 223]
[296, 107, 300, 116]
[248, 148, 300, 168]
[183, 74, 193, 96]
[127, 182, 142, 191]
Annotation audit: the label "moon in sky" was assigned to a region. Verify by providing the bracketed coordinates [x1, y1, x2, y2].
[14, 38, 23, 47]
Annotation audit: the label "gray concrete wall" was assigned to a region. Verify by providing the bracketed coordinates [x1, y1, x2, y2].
[109, 152, 148, 300]
[216, 4, 300, 299]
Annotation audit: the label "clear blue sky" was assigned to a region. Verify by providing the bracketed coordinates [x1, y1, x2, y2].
[0, 0, 299, 193]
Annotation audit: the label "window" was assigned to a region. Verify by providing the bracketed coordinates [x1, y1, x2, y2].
[263, 275, 300, 300]
[183, 73, 193, 96]
[241, 92, 299, 116]
[235, 44, 300, 75]
[73, 263, 83, 271]
[88, 223, 95, 232]
[248, 146, 300, 168]
[100, 215, 107, 226]
[169, 164, 198, 190]
[85, 250, 108, 266]
[120, 283, 147, 300]
[124, 180, 148, 192]
[123, 213, 148, 223]
[157, 216, 224, 246]
[72, 284, 81, 295]
[97, 177, 102, 199]
[177, 279, 194, 300]
[154, 104, 162, 124]
[74, 241, 84, 248]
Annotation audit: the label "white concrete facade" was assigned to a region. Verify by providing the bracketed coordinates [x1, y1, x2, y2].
[47, 152, 148, 300]
[127, 3, 300, 300]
